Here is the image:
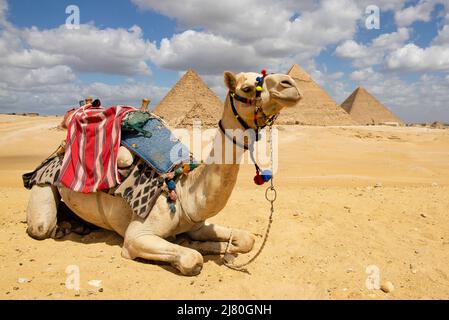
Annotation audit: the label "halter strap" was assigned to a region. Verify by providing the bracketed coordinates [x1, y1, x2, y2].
[229, 93, 255, 132]
[230, 92, 254, 105]
[218, 120, 249, 150]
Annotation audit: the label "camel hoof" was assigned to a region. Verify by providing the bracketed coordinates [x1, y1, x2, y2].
[53, 221, 72, 239]
[175, 251, 204, 276]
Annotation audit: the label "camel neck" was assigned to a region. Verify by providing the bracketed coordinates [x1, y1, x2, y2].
[180, 97, 248, 221]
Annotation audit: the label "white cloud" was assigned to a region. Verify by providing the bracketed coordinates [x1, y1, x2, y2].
[151, 31, 266, 74]
[335, 28, 410, 67]
[0, 65, 75, 87]
[371, 28, 411, 49]
[286, 0, 360, 47]
[384, 3, 449, 73]
[335, 40, 369, 59]
[132, 0, 294, 42]
[133, 0, 362, 46]
[386, 43, 449, 72]
[350, 67, 382, 82]
[22, 24, 155, 75]
[395, 0, 437, 27]
[136, 0, 361, 73]
[0, 15, 155, 75]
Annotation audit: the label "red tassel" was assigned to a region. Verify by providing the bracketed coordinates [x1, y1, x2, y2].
[254, 173, 265, 185]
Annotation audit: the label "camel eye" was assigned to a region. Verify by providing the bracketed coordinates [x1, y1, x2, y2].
[241, 86, 253, 93]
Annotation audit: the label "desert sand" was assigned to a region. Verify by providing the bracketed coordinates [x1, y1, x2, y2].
[1, 114, 449, 300]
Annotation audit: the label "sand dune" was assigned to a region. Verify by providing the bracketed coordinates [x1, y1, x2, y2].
[1, 114, 449, 299]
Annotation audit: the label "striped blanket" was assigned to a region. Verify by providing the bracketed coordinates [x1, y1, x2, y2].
[58, 105, 135, 193]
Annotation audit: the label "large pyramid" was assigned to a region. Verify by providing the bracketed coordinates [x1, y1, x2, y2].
[340, 87, 403, 125]
[277, 64, 356, 125]
[153, 69, 223, 128]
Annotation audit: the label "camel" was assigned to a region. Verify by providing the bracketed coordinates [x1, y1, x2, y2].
[25, 71, 302, 276]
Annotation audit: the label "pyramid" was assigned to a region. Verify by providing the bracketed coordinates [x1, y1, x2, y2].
[277, 64, 356, 125]
[153, 69, 223, 128]
[341, 87, 403, 125]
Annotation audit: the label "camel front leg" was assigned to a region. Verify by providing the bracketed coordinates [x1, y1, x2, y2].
[26, 186, 59, 240]
[184, 223, 255, 255]
[122, 221, 204, 276]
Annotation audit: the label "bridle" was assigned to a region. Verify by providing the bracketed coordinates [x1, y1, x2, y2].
[218, 70, 278, 185]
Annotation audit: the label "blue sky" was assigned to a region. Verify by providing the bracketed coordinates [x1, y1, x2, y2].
[1, 0, 449, 122]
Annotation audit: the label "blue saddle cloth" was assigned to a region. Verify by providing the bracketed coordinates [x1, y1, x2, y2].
[121, 116, 190, 174]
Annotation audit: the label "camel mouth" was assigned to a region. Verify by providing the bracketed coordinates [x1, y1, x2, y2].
[264, 74, 302, 108]
[269, 87, 302, 105]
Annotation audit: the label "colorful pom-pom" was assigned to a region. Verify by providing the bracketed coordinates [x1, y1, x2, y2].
[261, 69, 267, 76]
[254, 173, 265, 185]
[183, 164, 190, 174]
[189, 163, 199, 171]
[256, 86, 263, 92]
[169, 190, 177, 202]
[256, 77, 261, 82]
[167, 180, 176, 190]
[166, 172, 175, 180]
[169, 202, 176, 213]
[261, 170, 273, 182]
[175, 167, 183, 176]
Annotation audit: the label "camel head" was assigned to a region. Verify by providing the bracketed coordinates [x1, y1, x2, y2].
[223, 71, 302, 129]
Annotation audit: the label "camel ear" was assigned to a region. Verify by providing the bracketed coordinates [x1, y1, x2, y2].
[224, 71, 237, 91]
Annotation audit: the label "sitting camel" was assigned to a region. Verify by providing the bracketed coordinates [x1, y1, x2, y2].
[26, 71, 302, 276]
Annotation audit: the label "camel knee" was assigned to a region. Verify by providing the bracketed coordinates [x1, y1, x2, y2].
[121, 237, 140, 260]
[26, 223, 56, 240]
[175, 250, 203, 276]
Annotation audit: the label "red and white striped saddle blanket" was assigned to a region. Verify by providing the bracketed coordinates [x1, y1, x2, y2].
[58, 105, 135, 193]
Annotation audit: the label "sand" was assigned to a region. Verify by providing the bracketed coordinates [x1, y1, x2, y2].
[1, 114, 449, 300]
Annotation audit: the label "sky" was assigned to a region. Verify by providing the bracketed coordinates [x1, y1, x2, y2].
[0, 0, 449, 123]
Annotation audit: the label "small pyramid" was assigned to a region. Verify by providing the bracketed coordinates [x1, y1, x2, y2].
[341, 87, 403, 125]
[153, 69, 223, 128]
[277, 64, 356, 125]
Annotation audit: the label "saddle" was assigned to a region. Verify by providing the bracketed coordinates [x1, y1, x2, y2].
[23, 103, 199, 218]
[121, 113, 190, 174]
